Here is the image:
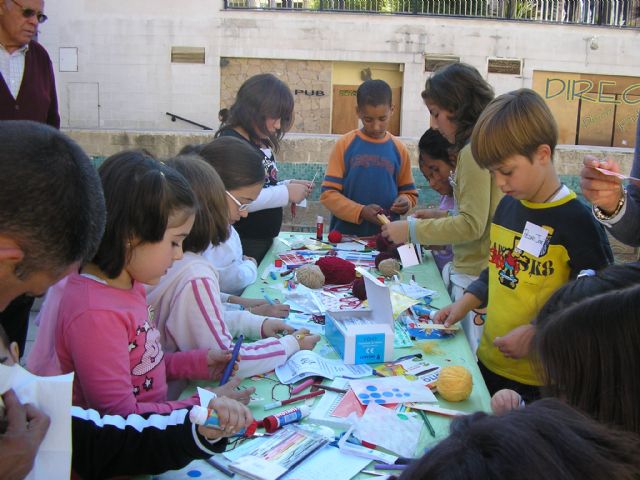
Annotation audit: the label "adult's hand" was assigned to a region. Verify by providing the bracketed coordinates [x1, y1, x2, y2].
[580, 156, 624, 214]
[0, 390, 50, 480]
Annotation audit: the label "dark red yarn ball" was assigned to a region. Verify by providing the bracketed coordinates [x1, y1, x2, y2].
[316, 256, 356, 285]
[374, 233, 400, 258]
[328, 230, 343, 243]
[351, 276, 367, 300]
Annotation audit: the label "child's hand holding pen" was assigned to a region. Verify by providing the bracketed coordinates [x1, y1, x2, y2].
[206, 349, 240, 380]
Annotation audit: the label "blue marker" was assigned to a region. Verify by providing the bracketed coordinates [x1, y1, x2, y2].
[263, 293, 279, 305]
[220, 335, 243, 385]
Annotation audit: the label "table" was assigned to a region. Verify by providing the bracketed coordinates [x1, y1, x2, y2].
[163, 233, 490, 479]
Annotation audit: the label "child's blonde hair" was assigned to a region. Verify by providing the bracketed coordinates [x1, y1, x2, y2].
[471, 88, 558, 169]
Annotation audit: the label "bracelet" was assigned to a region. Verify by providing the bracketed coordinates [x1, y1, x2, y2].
[593, 188, 626, 220]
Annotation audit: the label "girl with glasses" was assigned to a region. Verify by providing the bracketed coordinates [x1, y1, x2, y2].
[215, 73, 313, 264]
[147, 139, 320, 394]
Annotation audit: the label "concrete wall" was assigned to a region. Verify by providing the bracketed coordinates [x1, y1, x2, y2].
[41, 1, 639, 136]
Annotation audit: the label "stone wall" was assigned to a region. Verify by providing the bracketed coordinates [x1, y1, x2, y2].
[219, 58, 332, 134]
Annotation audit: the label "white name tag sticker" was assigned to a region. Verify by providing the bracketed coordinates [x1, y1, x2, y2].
[397, 243, 421, 267]
[516, 221, 549, 258]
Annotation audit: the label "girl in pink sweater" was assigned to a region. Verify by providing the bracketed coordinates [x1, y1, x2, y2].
[43, 151, 242, 416]
[147, 138, 320, 386]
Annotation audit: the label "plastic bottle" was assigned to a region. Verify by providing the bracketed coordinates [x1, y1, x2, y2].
[261, 405, 310, 433]
[316, 216, 324, 241]
[189, 405, 257, 437]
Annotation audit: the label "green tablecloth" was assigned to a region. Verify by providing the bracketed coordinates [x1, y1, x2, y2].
[164, 233, 490, 479]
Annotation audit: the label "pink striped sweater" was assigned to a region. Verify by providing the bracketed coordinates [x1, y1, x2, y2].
[146, 252, 299, 381]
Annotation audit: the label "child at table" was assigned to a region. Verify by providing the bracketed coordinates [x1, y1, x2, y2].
[320, 79, 418, 236]
[33, 151, 243, 416]
[215, 74, 313, 264]
[413, 128, 456, 274]
[147, 139, 320, 388]
[433, 89, 612, 402]
[382, 63, 501, 353]
[492, 263, 640, 436]
[179, 143, 289, 318]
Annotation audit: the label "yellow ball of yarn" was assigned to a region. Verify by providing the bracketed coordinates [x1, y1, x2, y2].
[436, 366, 473, 402]
[295, 264, 325, 289]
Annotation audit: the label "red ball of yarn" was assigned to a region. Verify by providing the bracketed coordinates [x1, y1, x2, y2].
[374, 234, 401, 259]
[375, 252, 395, 269]
[328, 230, 343, 244]
[351, 276, 367, 300]
[316, 256, 356, 285]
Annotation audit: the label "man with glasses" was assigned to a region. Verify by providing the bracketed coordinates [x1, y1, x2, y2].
[0, 0, 58, 373]
[0, 0, 57, 127]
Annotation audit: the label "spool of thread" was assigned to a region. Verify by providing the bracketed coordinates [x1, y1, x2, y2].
[189, 405, 258, 437]
[261, 406, 310, 433]
[378, 258, 402, 278]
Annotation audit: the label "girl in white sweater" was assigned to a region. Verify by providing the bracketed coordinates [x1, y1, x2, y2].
[148, 139, 319, 397]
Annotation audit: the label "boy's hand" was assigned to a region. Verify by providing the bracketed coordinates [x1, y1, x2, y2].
[292, 329, 321, 350]
[287, 183, 310, 204]
[0, 390, 50, 480]
[580, 156, 624, 214]
[390, 194, 410, 215]
[413, 208, 447, 219]
[206, 377, 255, 405]
[432, 293, 480, 328]
[207, 350, 236, 379]
[251, 303, 290, 318]
[493, 324, 535, 359]
[360, 204, 383, 225]
[262, 319, 295, 338]
[197, 397, 254, 440]
[381, 220, 408, 244]
[491, 389, 522, 415]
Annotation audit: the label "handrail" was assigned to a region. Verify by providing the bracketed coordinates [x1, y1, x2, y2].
[165, 112, 213, 130]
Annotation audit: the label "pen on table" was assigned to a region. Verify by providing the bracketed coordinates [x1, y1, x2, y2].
[373, 464, 407, 471]
[417, 408, 436, 437]
[220, 335, 243, 386]
[205, 456, 235, 477]
[290, 377, 317, 395]
[263, 389, 324, 410]
[312, 384, 348, 394]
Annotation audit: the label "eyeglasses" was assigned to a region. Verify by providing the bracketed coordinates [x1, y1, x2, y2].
[10, 0, 47, 23]
[225, 190, 251, 212]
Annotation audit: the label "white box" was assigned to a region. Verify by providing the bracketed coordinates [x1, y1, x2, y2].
[324, 268, 395, 364]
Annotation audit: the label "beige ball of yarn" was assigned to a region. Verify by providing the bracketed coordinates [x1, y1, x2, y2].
[378, 258, 402, 278]
[295, 264, 325, 289]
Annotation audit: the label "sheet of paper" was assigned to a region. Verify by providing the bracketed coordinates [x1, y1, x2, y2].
[334, 241, 366, 251]
[275, 350, 373, 384]
[355, 402, 423, 458]
[397, 244, 421, 267]
[516, 221, 548, 257]
[594, 166, 640, 183]
[349, 375, 437, 405]
[0, 364, 73, 480]
[281, 444, 370, 480]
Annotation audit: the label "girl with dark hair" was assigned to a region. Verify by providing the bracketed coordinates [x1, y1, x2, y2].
[399, 398, 640, 480]
[148, 147, 320, 388]
[383, 63, 502, 354]
[490, 263, 640, 437]
[215, 73, 312, 263]
[414, 128, 456, 273]
[32, 151, 248, 426]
